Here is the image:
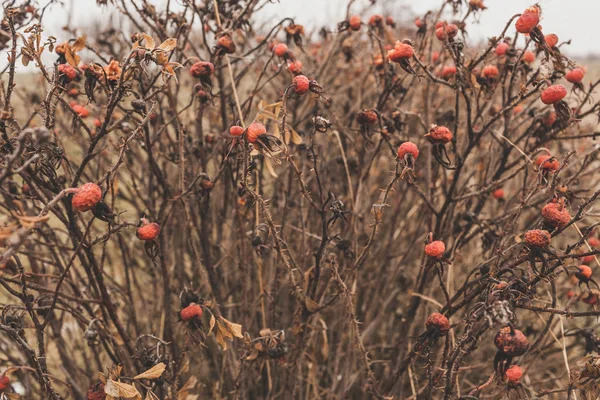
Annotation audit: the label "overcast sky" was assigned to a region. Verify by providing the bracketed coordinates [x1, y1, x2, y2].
[16, 0, 600, 58]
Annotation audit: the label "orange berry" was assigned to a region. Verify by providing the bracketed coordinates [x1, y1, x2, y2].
[349, 15, 361, 31]
[494, 326, 529, 356]
[368, 14, 383, 27]
[217, 35, 235, 54]
[180, 303, 203, 321]
[230, 125, 244, 136]
[505, 365, 523, 383]
[492, 188, 504, 199]
[0, 375, 9, 391]
[356, 109, 378, 125]
[288, 60, 303, 75]
[522, 51, 535, 64]
[426, 125, 452, 144]
[71, 104, 89, 118]
[495, 42, 509, 56]
[72, 183, 102, 212]
[387, 41, 414, 63]
[425, 240, 445, 258]
[566, 68, 585, 84]
[541, 202, 570, 228]
[482, 64, 499, 78]
[515, 6, 540, 34]
[435, 24, 458, 41]
[273, 43, 288, 57]
[293, 75, 310, 95]
[535, 155, 559, 171]
[524, 229, 551, 247]
[441, 65, 457, 78]
[190, 61, 214, 79]
[136, 220, 160, 241]
[58, 64, 77, 80]
[544, 33, 558, 48]
[425, 312, 449, 336]
[397, 142, 419, 160]
[541, 85, 567, 105]
[578, 265, 593, 280]
[541, 111, 556, 127]
[246, 122, 266, 143]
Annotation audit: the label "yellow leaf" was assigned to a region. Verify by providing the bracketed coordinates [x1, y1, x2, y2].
[208, 313, 216, 336]
[221, 317, 243, 338]
[158, 38, 177, 52]
[104, 379, 141, 399]
[72, 36, 86, 52]
[133, 363, 166, 380]
[141, 33, 155, 50]
[177, 376, 198, 400]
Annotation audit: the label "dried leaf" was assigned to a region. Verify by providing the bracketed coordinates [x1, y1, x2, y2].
[304, 297, 320, 313]
[72, 36, 86, 52]
[145, 391, 160, 400]
[141, 33, 155, 50]
[133, 363, 166, 380]
[208, 313, 216, 336]
[158, 38, 177, 52]
[104, 379, 141, 399]
[177, 376, 198, 400]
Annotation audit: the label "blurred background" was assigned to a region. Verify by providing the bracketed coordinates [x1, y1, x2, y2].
[37, 0, 599, 58]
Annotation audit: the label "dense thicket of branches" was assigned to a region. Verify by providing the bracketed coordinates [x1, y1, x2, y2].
[1, 0, 600, 399]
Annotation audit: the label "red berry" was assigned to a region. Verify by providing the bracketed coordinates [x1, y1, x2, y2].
[541, 85, 567, 105]
[0, 375, 9, 391]
[515, 6, 540, 34]
[415, 18, 424, 29]
[293, 75, 310, 95]
[435, 24, 458, 41]
[425, 125, 452, 144]
[247, 122, 266, 143]
[368, 14, 383, 27]
[578, 265, 593, 280]
[522, 51, 535, 64]
[136, 220, 160, 241]
[566, 68, 585, 84]
[494, 326, 529, 356]
[425, 240, 445, 258]
[356, 109, 378, 125]
[582, 292, 598, 305]
[288, 60, 303, 75]
[58, 64, 77, 80]
[544, 33, 558, 48]
[482, 64, 499, 78]
[349, 15, 361, 31]
[492, 188, 504, 200]
[425, 312, 449, 336]
[541, 111, 556, 127]
[397, 142, 419, 161]
[440, 65, 457, 78]
[72, 183, 102, 212]
[86, 381, 105, 400]
[180, 303, 203, 321]
[589, 237, 600, 248]
[217, 35, 235, 54]
[273, 43, 288, 57]
[524, 229, 551, 247]
[541, 202, 570, 228]
[495, 42, 509, 56]
[72, 104, 89, 118]
[190, 61, 214, 79]
[505, 365, 523, 384]
[386, 16, 395, 27]
[230, 125, 244, 137]
[387, 41, 414, 62]
[535, 155, 560, 171]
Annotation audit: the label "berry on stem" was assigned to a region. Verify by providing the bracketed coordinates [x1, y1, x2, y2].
[72, 183, 102, 212]
[180, 303, 203, 321]
[426, 312, 449, 336]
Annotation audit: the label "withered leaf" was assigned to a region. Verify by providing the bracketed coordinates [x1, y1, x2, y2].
[133, 362, 166, 380]
[176, 375, 198, 399]
[304, 296, 320, 313]
[104, 379, 141, 399]
[215, 317, 243, 350]
[157, 38, 177, 52]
